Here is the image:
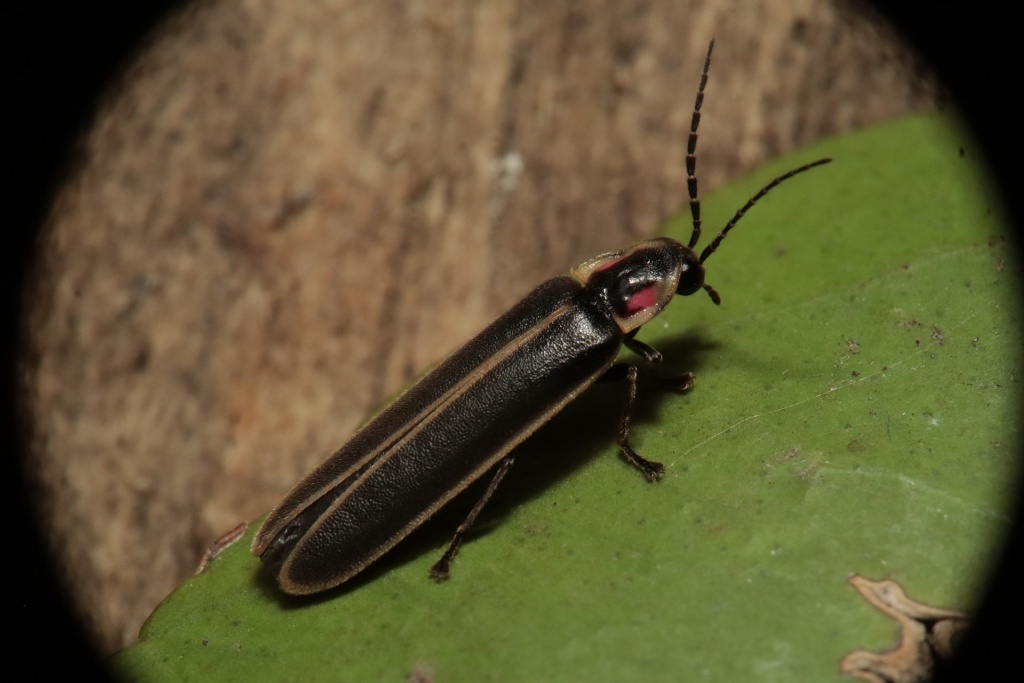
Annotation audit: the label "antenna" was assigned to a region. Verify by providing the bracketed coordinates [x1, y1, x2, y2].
[699, 158, 832, 264]
[685, 40, 715, 250]
[678, 40, 831, 305]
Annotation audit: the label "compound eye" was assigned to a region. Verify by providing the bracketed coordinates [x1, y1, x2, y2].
[675, 254, 705, 296]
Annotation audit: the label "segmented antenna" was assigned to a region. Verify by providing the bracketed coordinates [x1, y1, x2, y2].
[678, 40, 831, 304]
[686, 40, 715, 250]
[698, 157, 832, 264]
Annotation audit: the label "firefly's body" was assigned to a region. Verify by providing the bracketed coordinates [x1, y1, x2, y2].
[253, 238, 697, 594]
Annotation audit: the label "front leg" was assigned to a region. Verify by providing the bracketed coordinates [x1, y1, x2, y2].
[623, 334, 695, 392]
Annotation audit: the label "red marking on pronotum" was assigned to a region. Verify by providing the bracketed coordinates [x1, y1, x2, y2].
[625, 286, 658, 316]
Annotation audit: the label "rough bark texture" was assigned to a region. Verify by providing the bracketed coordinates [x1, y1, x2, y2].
[20, 0, 938, 653]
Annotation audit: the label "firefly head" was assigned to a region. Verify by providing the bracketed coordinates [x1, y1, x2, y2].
[571, 237, 704, 333]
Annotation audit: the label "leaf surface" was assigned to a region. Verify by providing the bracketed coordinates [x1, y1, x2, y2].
[112, 114, 1019, 682]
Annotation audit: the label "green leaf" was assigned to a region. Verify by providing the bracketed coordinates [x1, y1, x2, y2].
[112, 113, 1018, 682]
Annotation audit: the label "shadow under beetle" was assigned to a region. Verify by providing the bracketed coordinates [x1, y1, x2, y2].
[251, 40, 831, 595]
